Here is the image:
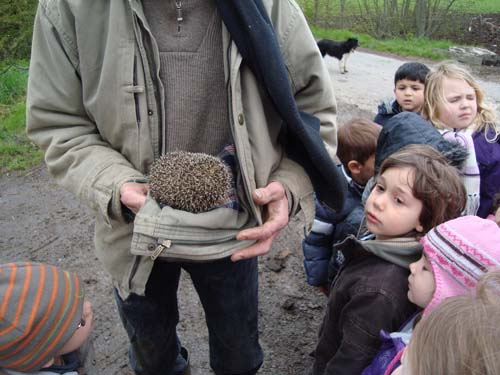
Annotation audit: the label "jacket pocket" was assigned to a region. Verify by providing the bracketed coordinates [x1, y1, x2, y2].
[130, 194, 256, 261]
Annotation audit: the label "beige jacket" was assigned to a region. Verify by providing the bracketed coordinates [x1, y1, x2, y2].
[26, 0, 337, 298]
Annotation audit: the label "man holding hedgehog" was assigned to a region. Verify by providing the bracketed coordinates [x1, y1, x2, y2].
[26, 1, 341, 374]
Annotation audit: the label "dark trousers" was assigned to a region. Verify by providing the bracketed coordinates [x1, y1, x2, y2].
[115, 256, 263, 375]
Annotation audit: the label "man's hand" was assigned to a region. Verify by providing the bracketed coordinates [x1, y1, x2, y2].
[120, 182, 149, 214]
[231, 181, 289, 262]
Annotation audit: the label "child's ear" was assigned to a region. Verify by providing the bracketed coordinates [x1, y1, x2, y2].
[347, 160, 361, 176]
[416, 223, 424, 233]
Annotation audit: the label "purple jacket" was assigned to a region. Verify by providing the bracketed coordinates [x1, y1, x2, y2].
[473, 129, 500, 218]
[361, 314, 418, 375]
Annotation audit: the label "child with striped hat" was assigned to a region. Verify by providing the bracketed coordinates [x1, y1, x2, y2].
[0, 262, 92, 375]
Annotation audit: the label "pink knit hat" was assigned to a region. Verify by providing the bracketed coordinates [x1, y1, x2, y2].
[421, 215, 500, 315]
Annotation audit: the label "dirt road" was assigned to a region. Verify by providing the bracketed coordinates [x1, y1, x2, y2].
[327, 49, 500, 113]
[1, 50, 498, 375]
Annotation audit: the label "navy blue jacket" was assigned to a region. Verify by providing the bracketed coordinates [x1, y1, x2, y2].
[373, 99, 402, 127]
[302, 166, 364, 286]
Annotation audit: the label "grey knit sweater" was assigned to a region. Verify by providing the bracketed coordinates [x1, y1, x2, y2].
[142, 0, 230, 156]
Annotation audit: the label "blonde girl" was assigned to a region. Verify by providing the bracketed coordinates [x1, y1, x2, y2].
[399, 270, 500, 375]
[423, 61, 500, 218]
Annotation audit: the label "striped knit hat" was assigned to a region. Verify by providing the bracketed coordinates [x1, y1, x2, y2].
[422, 216, 500, 315]
[0, 262, 84, 372]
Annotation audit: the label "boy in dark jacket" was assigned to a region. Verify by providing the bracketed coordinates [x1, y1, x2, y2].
[374, 62, 429, 127]
[302, 119, 381, 294]
[311, 144, 466, 375]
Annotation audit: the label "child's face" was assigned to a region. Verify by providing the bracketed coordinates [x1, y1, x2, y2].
[394, 79, 425, 112]
[365, 166, 424, 240]
[437, 77, 477, 130]
[57, 299, 93, 355]
[408, 254, 435, 308]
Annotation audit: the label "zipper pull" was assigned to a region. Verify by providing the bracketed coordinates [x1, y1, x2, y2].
[175, 1, 183, 33]
[151, 239, 172, 260]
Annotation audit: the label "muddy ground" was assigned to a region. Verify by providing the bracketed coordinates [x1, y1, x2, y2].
[0, 103, 369, 375]
[1, 51, 498, 375]
[0, 107, 369, 375]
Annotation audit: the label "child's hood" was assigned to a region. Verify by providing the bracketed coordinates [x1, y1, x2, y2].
[421, 215, 500, 315]
[377, 98, 401, 116]
[375, 112, 468, 173]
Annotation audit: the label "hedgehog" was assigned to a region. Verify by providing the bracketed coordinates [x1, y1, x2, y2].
[148, 151, 232, 213]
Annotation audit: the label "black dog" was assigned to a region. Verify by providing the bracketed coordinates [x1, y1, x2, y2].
[317, 37, 359, 74]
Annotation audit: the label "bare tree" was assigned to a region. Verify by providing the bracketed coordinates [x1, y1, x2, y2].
[304, 0, 462, 38]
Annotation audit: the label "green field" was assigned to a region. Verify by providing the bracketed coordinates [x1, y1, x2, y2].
[452, 0, 500, 13]
[311, 26, 458, 59]
[297, 0, 500, 16]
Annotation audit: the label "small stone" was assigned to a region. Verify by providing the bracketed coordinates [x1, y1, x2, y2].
[266, 258, 284, 272]
[282, 298, 295, 311]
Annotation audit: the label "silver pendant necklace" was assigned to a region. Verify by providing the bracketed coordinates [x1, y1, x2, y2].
[175, 0, 183, 33]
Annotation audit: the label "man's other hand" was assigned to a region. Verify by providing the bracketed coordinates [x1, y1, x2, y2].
[231, 182, 289, 262]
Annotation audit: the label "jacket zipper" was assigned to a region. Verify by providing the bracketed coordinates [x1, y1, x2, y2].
[128, 256, 141, 291]
[151, 239, 172, 260]
[150, 235, 237, 260]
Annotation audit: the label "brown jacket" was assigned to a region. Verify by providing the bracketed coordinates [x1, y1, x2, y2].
[312, 236, 420, 375]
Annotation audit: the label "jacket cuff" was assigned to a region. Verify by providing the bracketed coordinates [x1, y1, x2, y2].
[84, 163, 145, 226]
[109, 174, 148, 224]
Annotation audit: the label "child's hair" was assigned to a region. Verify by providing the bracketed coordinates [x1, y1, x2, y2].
[406, 270, 500, 375]
[423, 61, 499, 138]
[420, 215, 500, 314]
[379, 144, 466, 234]
[394, 62, 430, 85]
[0, 262, 85, 372]
[337, 118, 381, 167]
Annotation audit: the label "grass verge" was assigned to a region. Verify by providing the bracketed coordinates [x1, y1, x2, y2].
[311, 26, 458, 59]
[0, 60, 43, 174]
[0, 61, 29, 105]
[0, 101, 43, 174]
